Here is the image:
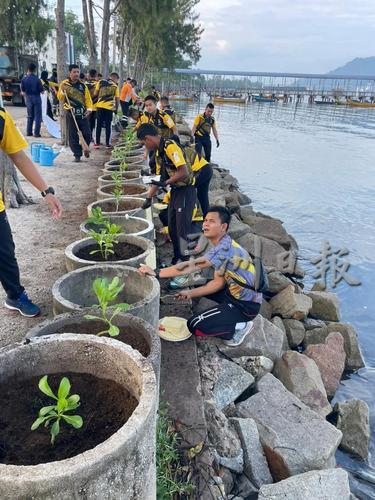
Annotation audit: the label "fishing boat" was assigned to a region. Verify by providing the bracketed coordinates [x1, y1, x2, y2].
[168, 94, 194, 102]
[314, 98, 336, 105]
[346, 99, 375, 108]
[213, 95, 247, 104]
[252, 95, 277, 103]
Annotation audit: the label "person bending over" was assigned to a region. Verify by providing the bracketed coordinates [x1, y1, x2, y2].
[139, 206, 262, 346]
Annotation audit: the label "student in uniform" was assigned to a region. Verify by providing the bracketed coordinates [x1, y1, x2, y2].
[137, 123, 196, 264]
[20, 63, 44, 137]
[192, 102, 220, 162]
[139, 206, 262, 347]
[120, 78, 139, 116]
[40, 70, 57, 121]
[159, 96, 176, 123]
[94, 72, 119, 149]
[159, 190, 203, 235]
[86, 68, 99, 141]
[57, 64, 93, 162]
[0, 107, 62, 317]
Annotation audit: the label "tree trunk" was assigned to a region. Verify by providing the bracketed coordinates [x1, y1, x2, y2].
[119, 28, 125, 84]
[112, 15, 117, 72]
[82, 0, 98, 68]
[0, 151, 34, 209]
[100, 0, 111, 76]
[56, 0, 68, 145]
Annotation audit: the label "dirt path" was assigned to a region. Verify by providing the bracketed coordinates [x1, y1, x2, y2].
[0, 118, 111, 348]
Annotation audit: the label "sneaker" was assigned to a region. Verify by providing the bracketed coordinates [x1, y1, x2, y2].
[167, 275, 190, 290]
[74, 156, 81, 163]
[93, 143, 100, 149]
[5, 291, 41, 317]
[223, 321, 254, 347]
[105, 145, 113, 150]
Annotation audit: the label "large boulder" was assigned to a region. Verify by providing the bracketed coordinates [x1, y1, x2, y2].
[218, 314, 286, 361]
[236, 374, 342, 481]
[237, 233, 288, 268]
[334, 399, 370, 459]
[230, 417, 273, 488]
[258, 468, 350, 500]
[209, 189, 226, 207]
[259, 299, 273, 320]
[245, 216, 296, 250]
[269, 285, 312, 320]
[227, 215, 251, 241]
[273, 351, 332, 416]
[305, 332, 346, 397]
[232, 356, 274, 381]
[302, 318, 326, 330]
[213, 359, 254, 410]
[239, 205, 256, 225]
[267, 271, 294, 294]
[210, 169, 225, 190]
[271, 316, 289, 350]
[306, 291, 341, 321]
[282, 319, 305, 347]
[303, 323, 365, 371]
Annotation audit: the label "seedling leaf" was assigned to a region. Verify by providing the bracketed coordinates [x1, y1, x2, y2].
[39, 375, 57, 400]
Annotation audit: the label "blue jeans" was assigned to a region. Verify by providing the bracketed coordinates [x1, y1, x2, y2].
[26, 95, 42, 136]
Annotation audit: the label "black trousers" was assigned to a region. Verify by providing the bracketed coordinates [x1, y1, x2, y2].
[96, 108, 113, 146]
[120, 100, 130, 117]
[195, 135, 212, 162]
[160, 207, 202, 234]
[187, 288, 261, 339]
[89, 110, 96, 139]
[26, 95, 42, 136]
[66, 113, 91, 158]
[168, 185, 197, 264]
[0, 211, 24, 300]
[195, 163, 213, 216]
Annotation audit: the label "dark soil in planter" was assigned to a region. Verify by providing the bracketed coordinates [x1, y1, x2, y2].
[101, 184, 146, 196]
[96, 199, 143, 212]
[75, 242, 143, 262]
[0, 372, 138, 465]
[52, 320, 150, 357]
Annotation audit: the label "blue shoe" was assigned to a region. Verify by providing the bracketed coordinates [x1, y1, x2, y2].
[5, 291, 41, 317]
[167, 275, 190, 290]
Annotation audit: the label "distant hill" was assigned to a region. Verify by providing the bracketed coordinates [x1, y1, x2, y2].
[329, 57, 375, 76]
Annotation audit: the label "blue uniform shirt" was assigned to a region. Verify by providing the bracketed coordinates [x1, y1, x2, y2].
[20, 74, 43, 96]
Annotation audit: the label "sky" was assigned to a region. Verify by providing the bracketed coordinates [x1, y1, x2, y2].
[65, 0, 375, 73]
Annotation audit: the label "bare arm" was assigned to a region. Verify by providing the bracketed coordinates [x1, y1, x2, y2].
[212, 123, 219, 141]
[172, 125, 178, 136]
[165, 164, 188, 186]
[191, 124, 197, 135]
[139, 256, 212, 278]
[8, 150, 63, 219]
[179, 272, 226, 299]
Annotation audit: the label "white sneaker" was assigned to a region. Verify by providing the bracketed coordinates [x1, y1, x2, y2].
[223, 321, 254, 347]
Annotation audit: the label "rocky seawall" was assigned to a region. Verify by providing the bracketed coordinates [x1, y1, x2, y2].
[157, 117, 370, 498]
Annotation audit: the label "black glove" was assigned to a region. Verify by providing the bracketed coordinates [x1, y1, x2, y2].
[151, 180, 166, 188]
[216, 139, 220, 148]
[142, 198, 152, 209]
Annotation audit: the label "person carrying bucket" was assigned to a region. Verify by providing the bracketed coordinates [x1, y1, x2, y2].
[0, 107, 62, 317]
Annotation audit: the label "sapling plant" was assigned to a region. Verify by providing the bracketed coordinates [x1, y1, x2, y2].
[31, 375, 83, 445]
[85, 277, 130, 336]
[85, 206, 108, 230]
[88, 222, 123, 260]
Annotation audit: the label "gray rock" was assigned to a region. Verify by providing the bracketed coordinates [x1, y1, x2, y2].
[258, 468, 350, 500]
[213, 359, 255, 410]
[273, 351, 332, 416]
[219, 314, 286, 361]
[232, 356, 274, 380]
[236, 374, 342, 480]
[305, 332, 346, 397]
[259, 299, 273, 320]
[334, 399, 370, 459]
[311, 281, 327, 291]
[232, 475, 258, 497]
[270, 285, 312, 320]
[246, 216, 295, 249]
[283, 319, 305, 347]
[228, 215, 251, 240]
[218, 467, 234, 495]
[237, 233, 289, 268]
[267, 271, 294, 294]
[205, 400, 244, 473]
[239, 205, 256, 225]
[222, 173, 239, 189]
[210, 169, 225, 190]
[302, 317, 327, 330]
[209, 189, 226, 207]
[237, 191, 251, 206]
[271, 316, 289, 350]
[304, 323, 365, 371]
[306, 291, 341, 322]
[230, 418, 273, 488]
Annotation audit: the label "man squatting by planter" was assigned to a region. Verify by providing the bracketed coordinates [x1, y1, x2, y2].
[57, 64, 93, 163]
[140, 206, 262, 347]
[0, 107, 62, 317]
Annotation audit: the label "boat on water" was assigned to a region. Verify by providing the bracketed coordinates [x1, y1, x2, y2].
[346, 99, 375, 108]
[213, 95, 247, 104]
[168, 94, 194, 102]
[252, 95, 277, 103]
[314, 98, 336, 105]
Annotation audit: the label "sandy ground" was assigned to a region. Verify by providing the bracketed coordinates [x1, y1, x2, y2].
[0, 110, 112, 348]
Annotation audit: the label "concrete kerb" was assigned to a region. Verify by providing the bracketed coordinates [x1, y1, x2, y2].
[52, 264, 160, 330]
[0, 334, 157, 500]
[64, 234, 155, 272]
[96, 183, 149, 200]
[80, 215, 154, 241]
[26, 312, 161, 383]
[87, 196, 147, 218]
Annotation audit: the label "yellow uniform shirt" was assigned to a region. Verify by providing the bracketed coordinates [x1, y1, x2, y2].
[193, 113, 215, 137]
[0, 108, 28, 212]
[95, 79, 119, 111]
[135, 110, 175, 138]
[57, 79, 93, 112]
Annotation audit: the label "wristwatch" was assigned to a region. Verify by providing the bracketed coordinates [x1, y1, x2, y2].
[41, 187, 55, 198]
[154, 268, 160, 279]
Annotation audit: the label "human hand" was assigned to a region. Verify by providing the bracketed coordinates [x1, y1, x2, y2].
[139, 264, 156, 276]
[142, 198, 152, 209]
[44, 194, 63, 220]
[177, 289, 193, 300]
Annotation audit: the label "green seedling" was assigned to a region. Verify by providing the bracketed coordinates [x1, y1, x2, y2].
[89, 221, 123, 260]
[85, 276, 130, 337]
[31, 375, 83, 445]
[112, 186, 123, 212]
[85, 206, 108, 229]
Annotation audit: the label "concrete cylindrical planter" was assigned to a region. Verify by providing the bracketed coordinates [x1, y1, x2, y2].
[80, 215, 154, 241]
[0, 334, 157, 500]
[104, 159, 145, 172]
[26, 312, 161, 380]
[87, 197, 147, 218]
[115, 142, 143, 151]
[111, 153, 144, 164]
[52, 265, 160, 329]
[65, 234, 155, 272]
[96, 183, 148, 201]
[98, 171, 142, 187]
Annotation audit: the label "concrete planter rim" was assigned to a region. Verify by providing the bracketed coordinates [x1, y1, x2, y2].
[52, 264, 159, 314]
[96, 183, 148, 200]
[87, 197, 146, 217]
[98, 171, 141, 182]
[65, 234, 154, 269]
[0, 333, 156, 477]
[79, 215, 154, 239]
